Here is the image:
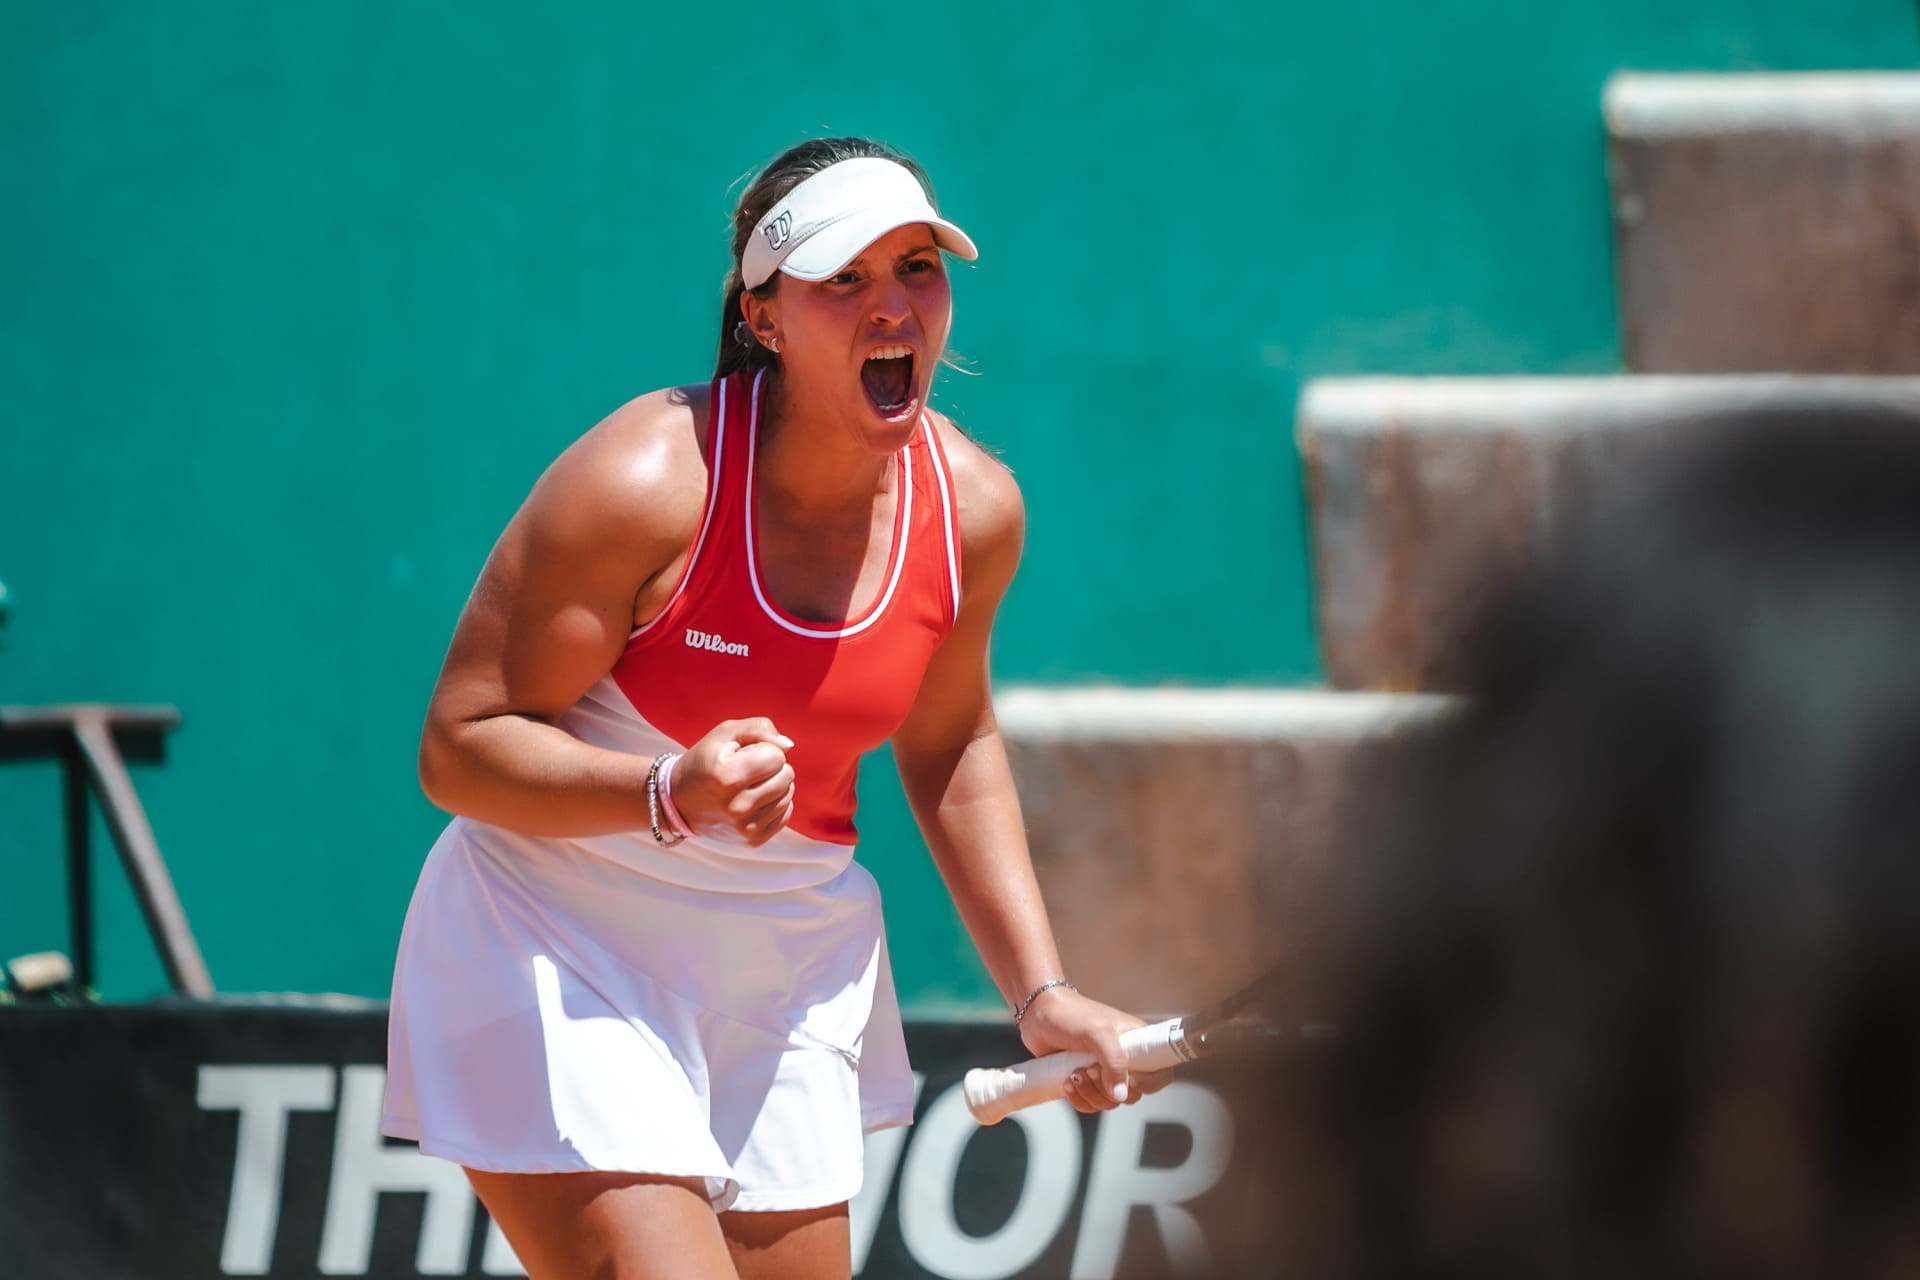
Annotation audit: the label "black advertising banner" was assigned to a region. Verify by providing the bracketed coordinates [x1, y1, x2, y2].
[0, 1005, 1284, 1278]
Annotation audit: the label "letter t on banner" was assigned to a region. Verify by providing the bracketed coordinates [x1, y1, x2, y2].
[319, 1066, 477, 1275]
[198, 1066, 339, 1276]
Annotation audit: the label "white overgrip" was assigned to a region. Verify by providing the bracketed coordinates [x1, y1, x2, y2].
[962, 1017, 1189, 1125]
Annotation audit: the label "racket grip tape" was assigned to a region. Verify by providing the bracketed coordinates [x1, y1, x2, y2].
[962, 1017, 1191, 1125]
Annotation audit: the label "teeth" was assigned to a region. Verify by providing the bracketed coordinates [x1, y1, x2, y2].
[867, 345, 914, 360]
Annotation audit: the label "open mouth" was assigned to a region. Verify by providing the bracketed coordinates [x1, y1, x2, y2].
[860, 345, 918, 422]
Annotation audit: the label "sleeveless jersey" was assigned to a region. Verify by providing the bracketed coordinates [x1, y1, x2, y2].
[480, 368, 961, 892]
[383, 369, 945, 1196]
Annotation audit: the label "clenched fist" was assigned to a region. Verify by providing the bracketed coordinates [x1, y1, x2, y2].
[667, 718, 796, 846]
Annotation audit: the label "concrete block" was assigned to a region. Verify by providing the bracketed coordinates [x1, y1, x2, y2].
[1299, 375, 1920, 690]
[1608, 72, 1920, 373]
[997, 686, 1453, 1016]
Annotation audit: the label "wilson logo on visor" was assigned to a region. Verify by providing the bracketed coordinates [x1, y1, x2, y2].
[762, 212, 793, 251]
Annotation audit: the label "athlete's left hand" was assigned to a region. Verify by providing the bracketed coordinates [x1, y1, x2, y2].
[1016, 986, 1175, 1114]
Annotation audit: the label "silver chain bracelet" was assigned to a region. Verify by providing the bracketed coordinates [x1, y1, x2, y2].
[1012, 978, 1076, 1024]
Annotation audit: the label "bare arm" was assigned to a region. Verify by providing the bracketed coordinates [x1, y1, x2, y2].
[893, 421, 1164, 1110]
[892, 436, 1062, 1004]
[417, 389, 706, 835]
[418, 386, 795, 841]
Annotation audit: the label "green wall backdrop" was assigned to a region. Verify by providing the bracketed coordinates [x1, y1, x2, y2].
[4, 2, 1916, 1009]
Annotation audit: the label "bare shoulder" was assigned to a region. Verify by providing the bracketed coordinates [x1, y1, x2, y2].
[927, 409, 1025, 570]
[521, 382, 713, 562]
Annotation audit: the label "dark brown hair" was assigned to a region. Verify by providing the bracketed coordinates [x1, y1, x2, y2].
[713, 137, 940, 379]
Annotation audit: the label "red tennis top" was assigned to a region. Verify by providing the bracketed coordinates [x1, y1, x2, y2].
[607, 369, 962, 848]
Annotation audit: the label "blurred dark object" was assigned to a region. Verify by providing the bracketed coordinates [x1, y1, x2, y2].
[1271, 408, 1920, 1278]
[1609, 72, 1920, 374]
[0, 705, 212, 998]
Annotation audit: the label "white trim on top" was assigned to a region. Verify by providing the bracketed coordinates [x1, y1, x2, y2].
[743, 372, 913, 639]
[921, 412, 962, 622]
[631, 375, 730, 639]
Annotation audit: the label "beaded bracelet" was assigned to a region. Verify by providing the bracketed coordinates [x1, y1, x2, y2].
[1012, 978, 1076, 1024]
[647, 753, 687, 847]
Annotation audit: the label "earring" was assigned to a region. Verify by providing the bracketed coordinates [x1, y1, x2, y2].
[767, 337, 781, 354]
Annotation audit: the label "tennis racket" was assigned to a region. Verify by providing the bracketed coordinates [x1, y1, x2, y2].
[964, 967, 1335, 1125]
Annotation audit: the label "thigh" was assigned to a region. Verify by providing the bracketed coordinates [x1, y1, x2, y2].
[468, 1168, 737, 1280]
[720, 1202, 850, 1280]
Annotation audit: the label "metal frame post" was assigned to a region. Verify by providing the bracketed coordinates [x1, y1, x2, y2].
[0, 704, 212, 999]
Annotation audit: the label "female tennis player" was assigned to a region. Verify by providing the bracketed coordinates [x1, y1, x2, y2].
[381, 137, 1165, 1279]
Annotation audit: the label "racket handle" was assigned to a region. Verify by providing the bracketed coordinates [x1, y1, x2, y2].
[963, 1018, 1191, 1125]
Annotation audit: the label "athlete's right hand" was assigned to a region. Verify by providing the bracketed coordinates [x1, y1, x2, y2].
[667, 718, 796, 846]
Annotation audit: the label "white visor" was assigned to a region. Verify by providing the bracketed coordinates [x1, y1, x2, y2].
[741, 157, 978, 290]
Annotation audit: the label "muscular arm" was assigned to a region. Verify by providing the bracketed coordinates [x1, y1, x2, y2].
[416, 387, 709, 837]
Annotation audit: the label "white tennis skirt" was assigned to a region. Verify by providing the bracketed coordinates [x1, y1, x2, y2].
[381, 819, 917, 1212]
